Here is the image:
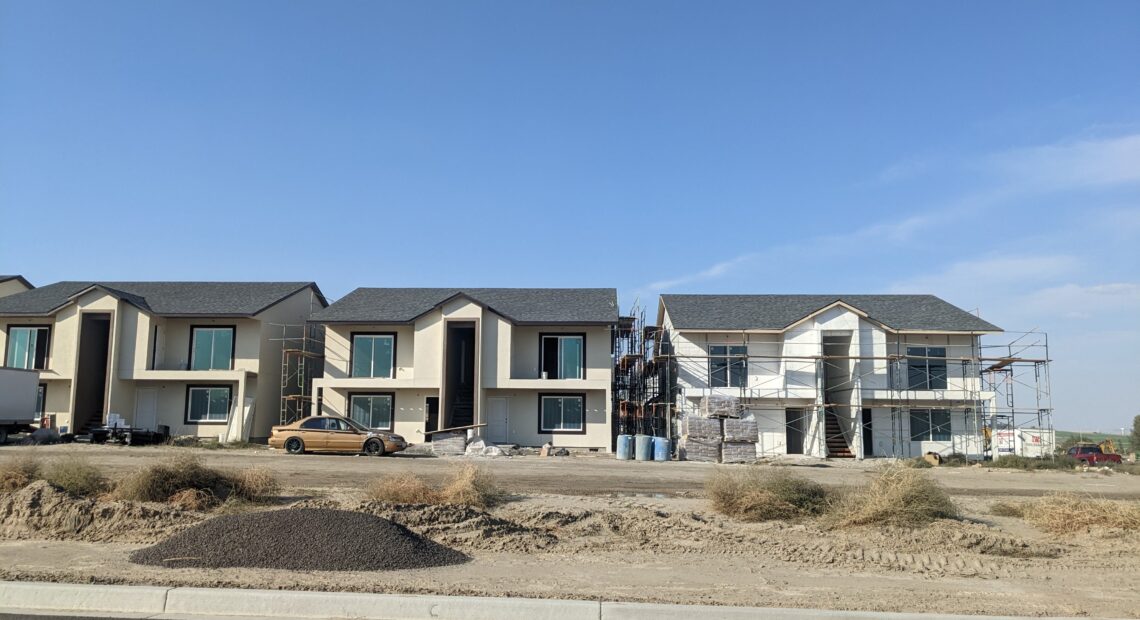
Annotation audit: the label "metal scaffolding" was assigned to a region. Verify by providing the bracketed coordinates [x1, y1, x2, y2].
[272, 323, 325, 426]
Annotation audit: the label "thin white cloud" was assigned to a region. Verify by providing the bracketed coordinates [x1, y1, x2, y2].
[984, 133, 1140, 191]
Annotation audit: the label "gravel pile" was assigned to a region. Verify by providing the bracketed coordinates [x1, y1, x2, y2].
[129, 508, 468, 571]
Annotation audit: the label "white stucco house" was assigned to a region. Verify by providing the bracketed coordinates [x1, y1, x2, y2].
[310, 288, 618, 451]
[657, 294, 1003, 459]
[0, 281, 327, 441]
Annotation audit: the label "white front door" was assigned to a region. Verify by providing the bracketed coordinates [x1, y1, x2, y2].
[134, 388, 158, 430]
[487, 397, 509, 444]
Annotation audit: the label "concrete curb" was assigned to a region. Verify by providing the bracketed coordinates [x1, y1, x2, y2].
[0, 582, 1128, 620]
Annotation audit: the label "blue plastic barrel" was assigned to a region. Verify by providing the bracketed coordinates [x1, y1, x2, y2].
[652, 436, 670, 461]
[634, 434, 653, 461]
[616, 434, 634, 460]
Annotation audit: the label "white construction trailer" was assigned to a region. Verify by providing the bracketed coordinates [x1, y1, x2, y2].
[0, 367, 39, 443]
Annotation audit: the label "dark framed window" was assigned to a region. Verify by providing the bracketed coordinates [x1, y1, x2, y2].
[540, 334, 584, 379]
[190, 326, 235, 371]
[709, 345, 747, 388]
[185, 385, 232, 424]
[909, 408, 951, 441]
[351, 333, 395, 378]
[906, 346, 947, 390]
[300, 417, 330, 430]
[5, 325, 50, 370]
[539, 394, 585, 433]
[36, 383, 46, 416]
[349, 393, 394, 430]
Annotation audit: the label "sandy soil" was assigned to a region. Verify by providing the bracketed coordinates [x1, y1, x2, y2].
[1, 444, 1138, 617]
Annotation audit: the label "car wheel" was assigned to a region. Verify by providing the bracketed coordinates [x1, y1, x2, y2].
[364, 438, 385, 457]
[285, 437, 305, 455]
[1079, 459, 1089, 467]
[0, 428, 8, 445]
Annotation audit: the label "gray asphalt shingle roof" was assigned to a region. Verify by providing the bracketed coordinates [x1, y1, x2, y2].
[0, 281, 325, 317]
[660, 294, 1001, 332]
[313, 288, 619, 325]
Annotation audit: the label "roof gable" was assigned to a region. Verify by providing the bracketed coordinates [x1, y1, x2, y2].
[313, 288, 619, 325]
[660, 294, 1001, 333]
[0, 281, 325, 317]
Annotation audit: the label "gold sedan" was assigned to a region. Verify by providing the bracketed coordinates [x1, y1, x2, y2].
[268, 415, 407, 456]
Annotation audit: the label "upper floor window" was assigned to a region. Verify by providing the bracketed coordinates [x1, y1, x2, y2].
[906, 346, 947, 390]
[541, 334, 584, 380]
[6, 326, 50, 370]
[352, 334, 394, 378]
[709, 345, 747, 388]
[190, 327, 234, 370]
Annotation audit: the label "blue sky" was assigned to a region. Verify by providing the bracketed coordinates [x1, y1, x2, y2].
[2, 1, 1138, 431]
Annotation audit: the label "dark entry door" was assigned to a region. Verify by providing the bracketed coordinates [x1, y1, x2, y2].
[861, 408, 874, 457]
[424, 397, 439, 442]
[785, 408, 804, 455]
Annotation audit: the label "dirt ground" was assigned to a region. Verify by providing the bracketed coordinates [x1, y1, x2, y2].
[1, 443, 1139, 617]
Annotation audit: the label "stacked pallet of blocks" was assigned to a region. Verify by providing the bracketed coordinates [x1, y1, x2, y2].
[721, 418, 759, 463]
[679, 416, 722, 463]
[431, 431, 467, 456]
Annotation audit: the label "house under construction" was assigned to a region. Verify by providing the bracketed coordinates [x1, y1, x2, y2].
[615, 294, 1053, 461]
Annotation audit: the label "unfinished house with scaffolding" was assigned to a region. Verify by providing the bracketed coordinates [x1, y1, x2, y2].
[644, 294, 1053, 461]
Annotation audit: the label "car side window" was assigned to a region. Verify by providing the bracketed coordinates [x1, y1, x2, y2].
[301, 418, 327, 430]
[329, 419, 346, 431]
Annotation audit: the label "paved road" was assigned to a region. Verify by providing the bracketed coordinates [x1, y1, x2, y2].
[3, 442, 1138, 498]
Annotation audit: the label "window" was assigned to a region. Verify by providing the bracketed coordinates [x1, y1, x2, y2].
[709, 345, 747, 388]
[300, 417, 330, 430]
[909, 409, 951, 441]
[906, 346, 947, 390]
[539, 394, 585, 432]
[186, 386, 231, 423]
[190, 327, 234, 371]
[6, 326, 50, 370]
[541, 334, 584, 379]
[349, 394, 394, 430]
[36, 384, 46, 416]
[351, 334, 395, 378]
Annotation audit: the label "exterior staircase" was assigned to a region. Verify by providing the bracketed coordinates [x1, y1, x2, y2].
[824, 409, 854, 458]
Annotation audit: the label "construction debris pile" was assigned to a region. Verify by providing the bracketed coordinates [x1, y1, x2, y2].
[680, 416, 759, 464]
[130, 508, 469, 571]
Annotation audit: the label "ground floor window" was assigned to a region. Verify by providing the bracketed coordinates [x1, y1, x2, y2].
[909, 408, 951, 441]
[539, 394, 585, 432]
[186, 386, 231, 423]
[349, 393, 394, 430]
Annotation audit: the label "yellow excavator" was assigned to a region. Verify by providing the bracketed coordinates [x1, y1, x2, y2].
[1099, 439, 1118, 455]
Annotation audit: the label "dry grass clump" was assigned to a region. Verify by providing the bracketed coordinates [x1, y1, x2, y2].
[707, 467, 831, 522]
[42, 457, 107, 497]
[439, 463, 504, 509]
[1022, 493, 1140, 534]
[903, 457, 934, 469]
[833, 466, 958, 528]
[987, 455, 1079, 471]
[989, 501, 1026, 517]
[169, 488, 213, 511]
[232, 466, 280, 501]
[365, 464, 504, 509]
[366, 472, 441, 504]
[0, 454, 42, 492]
[113, 454, 279, 508]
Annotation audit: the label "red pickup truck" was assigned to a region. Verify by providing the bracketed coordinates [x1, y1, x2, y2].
[1066, 445, 1123, 466]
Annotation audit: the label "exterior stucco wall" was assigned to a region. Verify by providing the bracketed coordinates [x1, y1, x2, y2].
[486, 388, 610, 450]
[0, 279, 32, 299]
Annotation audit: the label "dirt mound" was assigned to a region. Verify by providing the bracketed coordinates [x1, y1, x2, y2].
[130, 508, 469, 571]
[0, 480, 200, 543]
[337, 500, 557, 553]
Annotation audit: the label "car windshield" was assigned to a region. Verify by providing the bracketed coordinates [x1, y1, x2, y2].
[341, 417, 371, 432]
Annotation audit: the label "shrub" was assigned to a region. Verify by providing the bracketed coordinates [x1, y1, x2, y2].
[42, 457, 107, 497]
[113, 454, 278, 507]
[1023, 493, 1140, 534]
[989, 501, 1026, 517]
[987, 455, 1079, 471]
[834, 466, 958, 528]
[440, 464, 504, 509]
[364, 464, 504, 508]
[169, 488, 213, 511]
[903, 457, 933, 469]
[0, 454, 41, 492]
[707, 467, 830, 522]
[366, 472, 442, 504]
[232, 466, 280, 501]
